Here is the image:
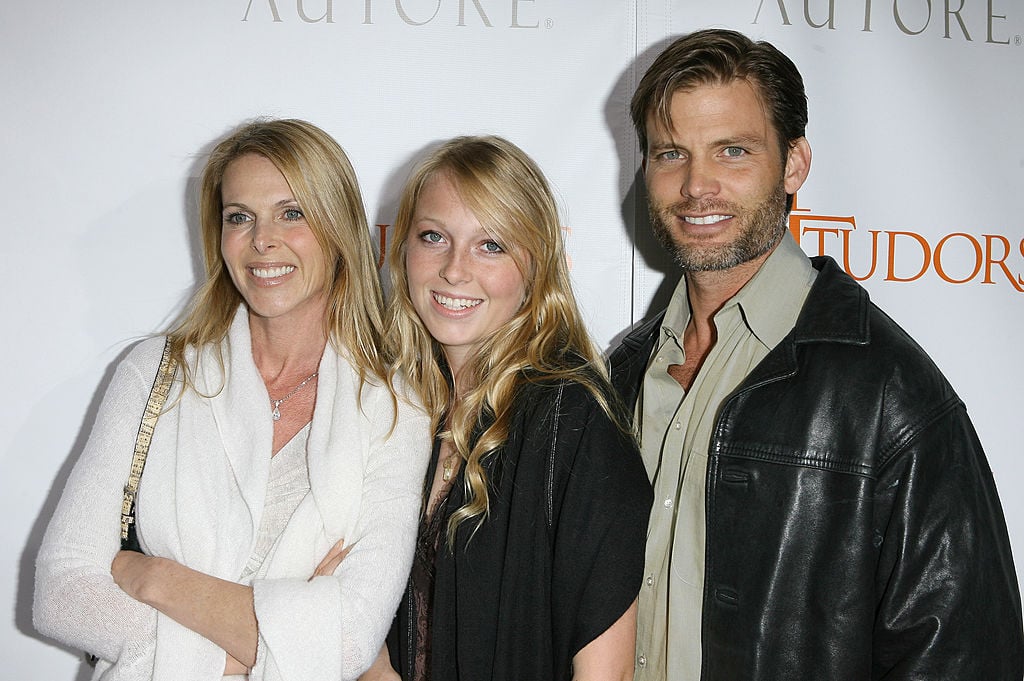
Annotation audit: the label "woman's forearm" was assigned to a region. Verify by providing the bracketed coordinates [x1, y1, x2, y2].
[112, 551, 258, 667]
[224, 653, 250, 675]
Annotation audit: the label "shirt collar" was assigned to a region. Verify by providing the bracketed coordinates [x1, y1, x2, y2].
[659, 231, 816, 350]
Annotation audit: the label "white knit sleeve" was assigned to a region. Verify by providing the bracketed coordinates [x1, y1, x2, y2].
[251, 386, 430, 681]
[33, 338, 166, 666]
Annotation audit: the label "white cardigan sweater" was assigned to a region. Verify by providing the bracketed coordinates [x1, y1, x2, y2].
[34, 310, 430, 680]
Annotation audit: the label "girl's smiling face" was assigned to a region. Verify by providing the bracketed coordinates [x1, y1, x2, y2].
[404, 173, 526, 376]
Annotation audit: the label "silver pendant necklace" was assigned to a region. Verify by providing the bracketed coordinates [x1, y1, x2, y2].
[270, 371, 318, 421]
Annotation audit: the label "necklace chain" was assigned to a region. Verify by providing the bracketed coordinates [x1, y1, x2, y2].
[270, 371, 318, 421]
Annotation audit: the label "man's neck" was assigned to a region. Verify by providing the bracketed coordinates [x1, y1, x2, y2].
[667, 248, 774, 391]
[684, 251, 771, 333]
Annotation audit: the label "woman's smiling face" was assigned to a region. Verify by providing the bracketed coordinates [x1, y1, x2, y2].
[219, 153, 330, 327]
[404, 172, 526, 376]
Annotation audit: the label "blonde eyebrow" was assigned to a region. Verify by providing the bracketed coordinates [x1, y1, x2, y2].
[412, 215, 446, 228]
[220, 198, 299, 211]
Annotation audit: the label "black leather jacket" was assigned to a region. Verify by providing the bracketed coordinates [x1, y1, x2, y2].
[610, 256, 1023, 680]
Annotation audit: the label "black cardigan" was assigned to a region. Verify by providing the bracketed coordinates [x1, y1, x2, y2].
[390, 376, 653, 681]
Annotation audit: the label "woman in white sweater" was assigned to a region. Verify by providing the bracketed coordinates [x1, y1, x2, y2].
[34, 119, 430, 680]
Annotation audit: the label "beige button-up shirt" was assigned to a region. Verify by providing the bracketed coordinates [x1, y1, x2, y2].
[634, 234, 816, 680]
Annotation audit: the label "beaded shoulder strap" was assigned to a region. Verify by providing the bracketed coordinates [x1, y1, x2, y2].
[119, 337, 178, 543]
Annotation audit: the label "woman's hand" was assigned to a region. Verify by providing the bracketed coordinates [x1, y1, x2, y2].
[223, 653, 249, 675]
[111, 550, 162, 602]
[357, 645, 400, 681]
[308, 538, 354, 580]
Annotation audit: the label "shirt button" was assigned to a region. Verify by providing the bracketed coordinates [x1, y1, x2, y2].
[646, 574, 654, 587]
[637, 654, 647, 668]
[663, 498, 673, 509]
[674, 421, 681, 430]
[656, 356, 663, 363]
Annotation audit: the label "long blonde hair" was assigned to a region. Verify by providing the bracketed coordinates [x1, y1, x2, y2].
[385, 135, 618, 542]
[168, 118, 387, 390]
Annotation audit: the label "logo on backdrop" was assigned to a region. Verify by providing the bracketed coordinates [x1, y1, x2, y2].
[752, 0, 1017, 44]
[788, 195, 1024, 291]
[242, 0, 548, 28]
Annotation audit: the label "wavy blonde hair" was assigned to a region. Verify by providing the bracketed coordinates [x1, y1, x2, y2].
[167, 119, 388, 392]
[385, 135, 618, 543]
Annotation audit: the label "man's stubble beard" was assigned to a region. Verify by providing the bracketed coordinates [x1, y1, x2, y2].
[648, 181, 790, 272]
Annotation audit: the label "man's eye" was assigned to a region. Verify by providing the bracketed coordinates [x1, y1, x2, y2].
[723, 147, 746, 157]
[659, 149, 681, 161]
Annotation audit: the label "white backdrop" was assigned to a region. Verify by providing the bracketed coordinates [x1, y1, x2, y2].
[3, 1, 1021, 677]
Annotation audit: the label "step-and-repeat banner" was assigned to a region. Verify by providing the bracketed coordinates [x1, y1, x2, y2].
[3, 1, 1021, 674]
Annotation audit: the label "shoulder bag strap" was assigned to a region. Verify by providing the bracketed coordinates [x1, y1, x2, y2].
[119, 337, 178, 547]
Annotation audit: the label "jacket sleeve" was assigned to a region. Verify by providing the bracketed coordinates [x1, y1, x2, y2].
[33, 339, 163, 667]
[548, 383, 654, 657]
[250, 389, 431, 681]
[872, 398, 1023, 679]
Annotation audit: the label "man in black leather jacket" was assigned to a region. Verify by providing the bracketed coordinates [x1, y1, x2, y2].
[612, 28, 1023, 680]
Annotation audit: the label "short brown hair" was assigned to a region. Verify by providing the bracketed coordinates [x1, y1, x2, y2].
[631, 29, 808, 161]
